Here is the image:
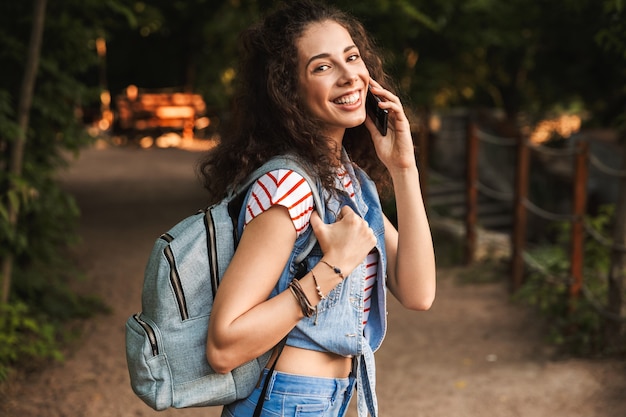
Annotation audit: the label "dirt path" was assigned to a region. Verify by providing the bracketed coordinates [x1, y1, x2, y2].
[2, 145, 625, 417]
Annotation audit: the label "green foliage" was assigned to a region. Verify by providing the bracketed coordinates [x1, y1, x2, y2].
[0, 176, 110, 380]
[515, 206, 617, 356]
[0, 0, 100, 258]
[94, 0, 626, 133]
[0, 91, 18, 142]
[11, 176, 110, 317]
[0, 301, 63, 381]
[333, 0, 624, 129]
[596, 0, 626, 60]
[194, 1, 262, 110]
[0, 0, 135, 377]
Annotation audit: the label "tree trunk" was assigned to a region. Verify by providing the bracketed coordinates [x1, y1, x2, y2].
[1, 0, 47, 304]
[606, 137, 626, 352]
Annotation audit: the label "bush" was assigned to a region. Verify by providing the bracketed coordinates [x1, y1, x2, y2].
[515, 205, 619, 356]
[0, 302, 63, 381]
[0, 0, 116, 380]
[0, 176, 109, 381]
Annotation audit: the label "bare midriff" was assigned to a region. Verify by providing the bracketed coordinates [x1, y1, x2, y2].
[267, 345, 352, 378]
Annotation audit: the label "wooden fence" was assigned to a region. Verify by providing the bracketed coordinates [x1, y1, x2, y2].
[432, 118, 626, 323]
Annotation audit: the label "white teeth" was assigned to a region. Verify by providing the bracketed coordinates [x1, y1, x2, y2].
[334, 93, 359, 105]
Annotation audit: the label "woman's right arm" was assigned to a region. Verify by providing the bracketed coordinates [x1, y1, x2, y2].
[206, 204, 302, 374]
[206, 204, 376, 374]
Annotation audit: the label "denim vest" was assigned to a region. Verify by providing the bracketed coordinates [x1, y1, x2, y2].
[238, 155, 388, 417]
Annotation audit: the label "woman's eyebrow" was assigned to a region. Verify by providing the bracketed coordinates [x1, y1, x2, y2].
[305, 44, 357, 68]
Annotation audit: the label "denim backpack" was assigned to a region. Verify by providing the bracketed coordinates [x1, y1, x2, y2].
[125, 155, 321, 411]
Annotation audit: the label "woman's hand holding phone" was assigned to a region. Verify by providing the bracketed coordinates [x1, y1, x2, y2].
[366, 79, 416, 173]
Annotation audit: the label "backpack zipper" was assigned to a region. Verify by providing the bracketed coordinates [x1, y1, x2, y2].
[205, 211, 219, 297]
[133, 313, 159, 356]
[163, 245, 189, 320]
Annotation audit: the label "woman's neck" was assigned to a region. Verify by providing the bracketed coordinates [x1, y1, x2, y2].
[325, 129, 345, 166]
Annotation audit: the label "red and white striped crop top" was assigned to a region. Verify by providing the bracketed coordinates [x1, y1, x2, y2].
[244, 167, 379, 325]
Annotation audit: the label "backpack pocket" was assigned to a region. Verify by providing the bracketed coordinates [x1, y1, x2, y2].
[125, 313, 173, 410]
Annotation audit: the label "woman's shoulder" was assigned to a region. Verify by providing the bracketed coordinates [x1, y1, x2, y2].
[254, 169, 313, 196]
[245, 169, 315, 236]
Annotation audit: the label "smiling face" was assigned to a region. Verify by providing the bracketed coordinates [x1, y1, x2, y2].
[296, 20, 370, 143]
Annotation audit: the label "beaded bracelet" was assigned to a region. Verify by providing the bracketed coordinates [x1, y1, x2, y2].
[310, 270, 326, 300]
[319, 260, 345, 280]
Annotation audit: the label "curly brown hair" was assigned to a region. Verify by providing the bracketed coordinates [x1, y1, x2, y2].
[197, 0, 394, 203]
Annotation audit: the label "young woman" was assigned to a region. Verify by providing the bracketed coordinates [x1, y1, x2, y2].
[198, 1, 436, 416]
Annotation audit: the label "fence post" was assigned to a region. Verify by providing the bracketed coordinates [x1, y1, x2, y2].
[465, 120, 478, 264]
[511, 134, 530, 292]
[570, 141, 589, 301]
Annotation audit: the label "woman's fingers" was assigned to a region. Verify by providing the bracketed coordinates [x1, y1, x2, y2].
[310, 207, 376, 274]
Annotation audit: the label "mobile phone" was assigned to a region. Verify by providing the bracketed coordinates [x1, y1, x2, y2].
[366, 88, 388, 136]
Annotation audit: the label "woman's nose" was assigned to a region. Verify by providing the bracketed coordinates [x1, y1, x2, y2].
[338, 68, 359, 85]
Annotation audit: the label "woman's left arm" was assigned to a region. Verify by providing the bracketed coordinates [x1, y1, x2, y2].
[366, 80, 436, 310]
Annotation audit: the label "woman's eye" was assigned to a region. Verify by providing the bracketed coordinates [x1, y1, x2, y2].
[347, 54, 360, 62]
[314, 64, 330, 72]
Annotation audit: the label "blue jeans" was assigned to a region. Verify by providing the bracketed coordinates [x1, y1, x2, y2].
[222, 369, 356, 417]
